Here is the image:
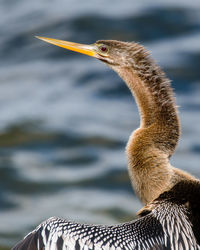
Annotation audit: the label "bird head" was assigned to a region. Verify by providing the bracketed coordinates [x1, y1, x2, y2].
[36, 36, 145, 68]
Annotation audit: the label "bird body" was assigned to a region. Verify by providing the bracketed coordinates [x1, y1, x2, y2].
[12, 37, 200, 249]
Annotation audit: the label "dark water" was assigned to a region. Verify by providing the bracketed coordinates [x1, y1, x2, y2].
[0, 0, 200, 248]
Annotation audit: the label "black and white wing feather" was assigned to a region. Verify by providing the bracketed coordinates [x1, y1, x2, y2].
[12, 214, 165, 250]
[12, 201, 200, 250]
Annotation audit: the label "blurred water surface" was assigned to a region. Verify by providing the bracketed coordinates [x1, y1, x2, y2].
[0, 0, 200, 248]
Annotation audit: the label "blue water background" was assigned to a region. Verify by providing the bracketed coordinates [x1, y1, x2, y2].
[0, 0, 200, 248]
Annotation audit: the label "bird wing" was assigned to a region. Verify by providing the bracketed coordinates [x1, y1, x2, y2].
[12, 214, 167, 250]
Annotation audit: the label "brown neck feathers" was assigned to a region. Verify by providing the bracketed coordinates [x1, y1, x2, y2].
[115, 50, 182, 204]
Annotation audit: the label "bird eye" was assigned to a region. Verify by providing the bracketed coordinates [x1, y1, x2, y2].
[97, 44, 109, 55]
[100, 45, 107, 52]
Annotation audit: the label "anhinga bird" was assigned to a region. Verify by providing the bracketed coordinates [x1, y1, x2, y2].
[12, 37, 200, 250]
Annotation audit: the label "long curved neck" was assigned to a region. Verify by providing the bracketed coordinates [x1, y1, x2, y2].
[114, 58, 183, 204]
[120, 65, 180, 154]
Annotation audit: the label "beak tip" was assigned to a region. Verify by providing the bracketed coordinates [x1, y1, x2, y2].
[35, 36, 44, 41]
[35, 36, 48, 43]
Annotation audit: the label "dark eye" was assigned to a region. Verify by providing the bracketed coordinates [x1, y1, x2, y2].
[98, 44, 109, 53]
[100, 46, 107, 52]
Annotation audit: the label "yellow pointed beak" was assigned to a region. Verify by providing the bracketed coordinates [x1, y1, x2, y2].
[36, 36, 97, 57]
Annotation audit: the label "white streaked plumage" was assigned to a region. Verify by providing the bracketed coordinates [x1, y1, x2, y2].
[12, 194, 200, 250]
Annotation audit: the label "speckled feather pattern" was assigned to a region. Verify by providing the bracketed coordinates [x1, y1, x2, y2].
[13, 214, 164, 249]
[13, 198, 200, 250]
